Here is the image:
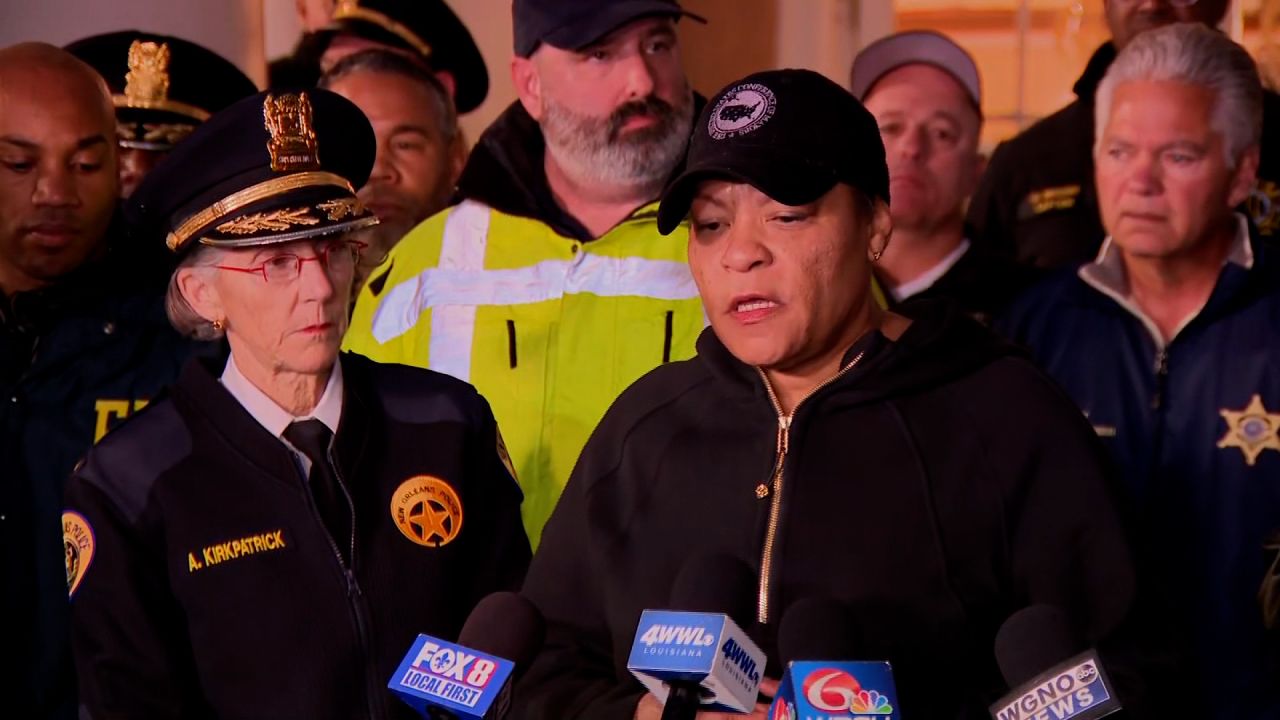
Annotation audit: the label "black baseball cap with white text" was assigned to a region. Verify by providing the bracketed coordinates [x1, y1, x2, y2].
[657, 68, 889, 235]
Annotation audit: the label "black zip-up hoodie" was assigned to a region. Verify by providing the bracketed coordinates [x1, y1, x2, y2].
[515, 301, 1165, 719]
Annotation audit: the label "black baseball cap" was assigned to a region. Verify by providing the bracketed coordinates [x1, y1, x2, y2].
[513, 0, 706, 58]
[128, 89, 378, 256]
[657, 69, 889, 235]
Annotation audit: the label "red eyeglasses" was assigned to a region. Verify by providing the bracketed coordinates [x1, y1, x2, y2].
[215, 239, 366, 284]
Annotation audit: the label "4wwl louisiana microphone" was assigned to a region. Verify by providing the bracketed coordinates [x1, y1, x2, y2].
[768, 597, 902, 720]
[626, 554, 766, 719]
[989, 605, 1122, 720]
[388, 591, 545, 719]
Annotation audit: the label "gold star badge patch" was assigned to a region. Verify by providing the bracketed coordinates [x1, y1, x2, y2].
[1216, 394, 1280, 466]
[390, 476, 463, 548]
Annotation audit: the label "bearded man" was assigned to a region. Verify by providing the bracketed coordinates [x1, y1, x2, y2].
[344, 0, 706, 545]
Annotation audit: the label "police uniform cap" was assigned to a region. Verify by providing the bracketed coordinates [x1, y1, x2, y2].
[128, 88, 378, 256]
[65, 30, 257, 151]
[657, 68, 890, 235]
[319, 0, 488, 113]
[513, 0, 705, 59]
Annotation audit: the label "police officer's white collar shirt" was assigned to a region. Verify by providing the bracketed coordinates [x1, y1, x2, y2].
[890, 238, 972, 302]
[220, 353, 344, 477]
[1079, 212, 1252, 350]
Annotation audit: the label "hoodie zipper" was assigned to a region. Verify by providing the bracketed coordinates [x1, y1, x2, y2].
[754, 350, 866, 624]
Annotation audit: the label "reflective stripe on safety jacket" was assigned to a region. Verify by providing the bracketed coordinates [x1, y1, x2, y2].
[345, 199, 706, 546]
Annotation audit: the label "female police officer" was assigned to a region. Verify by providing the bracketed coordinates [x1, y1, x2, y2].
[62, 89, 530, 719]
[515, 70, 1160, 719]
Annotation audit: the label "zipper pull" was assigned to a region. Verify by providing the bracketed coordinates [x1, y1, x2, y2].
[777, 414, 791, 454]
[1152, 350, 1169, 411]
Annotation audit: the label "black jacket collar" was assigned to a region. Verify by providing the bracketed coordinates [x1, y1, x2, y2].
[694, 299, 1020, 411]
[1069, 229, 1280, 333]
[174, 352, 374, 486]
[1073, 42, 1118, 102]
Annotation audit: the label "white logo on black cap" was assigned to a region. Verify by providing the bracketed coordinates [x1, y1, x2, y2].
[708, 83, 776, 140]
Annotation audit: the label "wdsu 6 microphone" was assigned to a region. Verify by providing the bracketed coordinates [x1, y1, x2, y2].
[389, 591, 545, 719]
[989, 605, 1121, 720]
[768, 598, 901, 720]
[627, 554, 766, 719]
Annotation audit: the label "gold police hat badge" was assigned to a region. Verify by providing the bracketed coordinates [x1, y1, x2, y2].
[391, 476, 463, 547]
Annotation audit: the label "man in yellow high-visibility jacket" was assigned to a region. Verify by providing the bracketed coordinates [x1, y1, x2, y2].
[345, 0, 708, 546]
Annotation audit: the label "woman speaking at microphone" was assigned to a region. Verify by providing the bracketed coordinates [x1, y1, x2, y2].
[515, 69, 1164, 719]
[63, 89, 530, 720]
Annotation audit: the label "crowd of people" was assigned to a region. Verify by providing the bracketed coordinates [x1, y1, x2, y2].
[1, 0, 1277, 718]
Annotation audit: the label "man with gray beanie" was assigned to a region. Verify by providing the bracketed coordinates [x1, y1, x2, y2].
[851, 30, 1028, 322]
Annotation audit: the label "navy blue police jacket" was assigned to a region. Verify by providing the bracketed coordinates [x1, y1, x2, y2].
[64, 351, 530, 720]
[1000, 220, 1280, 720]
[0, 239, 197, 720]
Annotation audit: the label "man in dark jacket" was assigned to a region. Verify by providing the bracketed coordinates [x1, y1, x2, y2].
[1001, 24, 1280, 719]
[516, 69, 1163, 720]
[851, 30, 1030, 322]
[0, 42, 198, 720]
[966, 0, 1280, 269]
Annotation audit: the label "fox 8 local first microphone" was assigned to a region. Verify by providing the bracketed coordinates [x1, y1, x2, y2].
[388, 591, 545, 719]
[989, 605, 1122, 720]
[627, 554, 766, 720]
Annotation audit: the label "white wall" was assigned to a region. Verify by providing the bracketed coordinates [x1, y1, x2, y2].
[0, 0, 893, 142]
[0, 0, 266, 87]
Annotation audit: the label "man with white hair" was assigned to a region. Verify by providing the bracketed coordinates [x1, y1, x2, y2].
[344, 0, 706, 546]
[1002, 24, 1280, 719]
[968, 0, 1280, 270]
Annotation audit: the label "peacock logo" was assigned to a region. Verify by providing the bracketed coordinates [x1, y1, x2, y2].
[802, 668, 894, 715]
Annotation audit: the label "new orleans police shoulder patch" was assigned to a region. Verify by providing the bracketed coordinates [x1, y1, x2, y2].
[63, 511, 96, 597]
[390, 476, 463, 548]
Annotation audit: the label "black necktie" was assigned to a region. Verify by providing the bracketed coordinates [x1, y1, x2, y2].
[283, 419, 352, 565]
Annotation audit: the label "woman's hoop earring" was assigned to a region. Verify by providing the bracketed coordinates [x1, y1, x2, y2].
[871, 248, 884, 262]
[212, 318, 225, 331]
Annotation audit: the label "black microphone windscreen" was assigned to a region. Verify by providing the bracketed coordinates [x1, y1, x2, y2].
[777, 597, 862, 664]
[994, 605, 1083, 689]
[458, 591, 546, 669]
[668, 553, 758, 627]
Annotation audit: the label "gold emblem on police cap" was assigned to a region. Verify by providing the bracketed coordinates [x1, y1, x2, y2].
[62, 511, 96, 597]
[391, 476, 463, 548]
[1217, 394, 1280, 466]
[123, 40, 171, 105]
[264, 93, 321, 173]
